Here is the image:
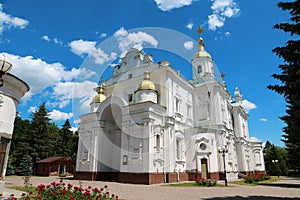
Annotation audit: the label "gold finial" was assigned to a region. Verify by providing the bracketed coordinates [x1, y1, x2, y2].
[196, 26, 204, 35]
[221, 73, 226, 79]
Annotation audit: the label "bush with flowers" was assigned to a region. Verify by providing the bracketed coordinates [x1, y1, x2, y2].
[244, 173, 270, 184]
[7, 179, 119, 200]
[195, 177, 217, 187]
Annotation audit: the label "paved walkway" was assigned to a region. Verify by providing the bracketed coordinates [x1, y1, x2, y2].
[3, 176, 300, 199]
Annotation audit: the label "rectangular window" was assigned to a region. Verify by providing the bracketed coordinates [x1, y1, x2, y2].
[176, 139, 180, 160]
[128, 94, 133, 102]
[187, 104, 192, 118]
[156, 135, 160, 151]
[175, 98, 180, 113]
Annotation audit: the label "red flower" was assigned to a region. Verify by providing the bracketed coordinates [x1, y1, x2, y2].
[116, 195, 119, 200]
[104, 185, 108, 188]
[88, 185, 92, 189]
[61, 189, 67, 195]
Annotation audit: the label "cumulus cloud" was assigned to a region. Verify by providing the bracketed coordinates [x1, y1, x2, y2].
[41, 35, 50, 41]
[41, 35, 63, 45]
[70, 127, 78, 133]
[242, 99, 257, 113]
[183, 41, 194, 50]
[0, 3, 29, 34]
[52, 81, 98, 112]
[186, 22, 194, 30]
[260, 118, 268, 122]
[3, 52, 96, 103]
[114, 27, 158, 57]
[69, 39, 117, 64]
[28, 106, 37, 113]
[208, 0, 240, 31]
[153, 0, 194, 11]
[49, 109, 74, 121]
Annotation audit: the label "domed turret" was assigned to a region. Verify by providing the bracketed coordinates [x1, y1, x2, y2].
[191, 36, 215, 85]
[135, 70, 158, 104]
[90, 83, 106, 112]
[92, 83, 106, 103]
[194, 37, 211, 59]
[137, 70, 156, 91]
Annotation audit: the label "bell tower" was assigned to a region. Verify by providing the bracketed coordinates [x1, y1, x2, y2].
[191, 27, 215, 86]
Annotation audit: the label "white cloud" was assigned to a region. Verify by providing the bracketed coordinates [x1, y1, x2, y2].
[69, 39, 117, 64]
[225, 31, 231, 37]
[260, 118, 268, 122]
[186, 22, 194, 30]
[208, 0, 240, 31]
[41, 35, 63, 45]
[3, 52, 96, 103]
[27, 106, 37, 113]
[53, 38, 62, 45]
[49, 109, 74, 121]
[153, 0, 194, 11]
[114, 27, 158, 57]
[41, 35, 50, 42]
[70, 127, 78, 133]
[242, 99, 257, 113]
[183, 41, 194, 50]
[99, 33, 107, 38]
[52, 81, 98, 112]
[0, 3, 29, 34]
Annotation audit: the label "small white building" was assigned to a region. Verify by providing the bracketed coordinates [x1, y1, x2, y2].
[0, 59, 29, 192]
[75, 37, 265, 184]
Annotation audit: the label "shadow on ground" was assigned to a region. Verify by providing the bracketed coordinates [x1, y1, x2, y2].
[259, 183, 300, 188]
[203, 196, 300, 200]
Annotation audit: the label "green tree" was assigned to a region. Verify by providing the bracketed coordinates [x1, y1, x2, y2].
[267, 0, 300, 171]
[10, 116, 32, 170]
[18, 154, 33, 176]
[264, 144, 288, 176]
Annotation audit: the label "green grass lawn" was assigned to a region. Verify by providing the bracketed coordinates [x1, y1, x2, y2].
[166, 181, 224, 187]
[7, 186, 36, 193]
[229, 176, 283, 186]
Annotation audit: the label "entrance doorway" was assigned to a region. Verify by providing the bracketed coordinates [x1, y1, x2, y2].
[100, 104, 122, 173]
[201, 158, 208, 179]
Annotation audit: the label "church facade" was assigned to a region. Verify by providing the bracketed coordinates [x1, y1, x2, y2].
[75, 37, 265, 184]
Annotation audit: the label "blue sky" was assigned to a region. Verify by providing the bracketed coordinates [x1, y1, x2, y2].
[0, 0, 292, 146]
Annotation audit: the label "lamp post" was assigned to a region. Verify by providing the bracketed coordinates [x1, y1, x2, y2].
[218, 145, 228, 186]
[272, 159, 279, 177]
[0, 54, 13, 87]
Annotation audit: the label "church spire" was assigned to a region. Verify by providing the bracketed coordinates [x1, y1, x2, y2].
[194, 27, 211, 59]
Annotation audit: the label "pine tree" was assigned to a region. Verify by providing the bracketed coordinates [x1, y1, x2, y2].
[10, 116, 32, 169]
[30, 103, 52, 171]
[18, 154, 33, 176]
[268, 0, 300, 171]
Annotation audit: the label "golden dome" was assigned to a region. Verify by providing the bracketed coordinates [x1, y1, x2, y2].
[194, 37, 211, 59]
[137, 70, 156, 91]
[92, 84, 106, 103]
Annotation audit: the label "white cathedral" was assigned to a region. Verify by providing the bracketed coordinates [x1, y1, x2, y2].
[75, 37, 265, 184]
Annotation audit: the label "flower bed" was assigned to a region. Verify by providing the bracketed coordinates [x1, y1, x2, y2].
[195, 178, 217, 187]
[3, 179, 119, 200]
[244, 173, 270, 184]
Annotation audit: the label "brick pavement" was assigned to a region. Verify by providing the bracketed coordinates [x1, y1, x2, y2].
[3, 176, 300, 200]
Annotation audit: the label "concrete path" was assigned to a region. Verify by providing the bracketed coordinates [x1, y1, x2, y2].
[3, 176, 300, 199]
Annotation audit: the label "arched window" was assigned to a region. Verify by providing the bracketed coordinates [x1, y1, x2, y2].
[198, 65, 202, 74]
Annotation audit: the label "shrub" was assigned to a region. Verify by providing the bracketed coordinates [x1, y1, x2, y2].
[195, 178, 217, 187]
[18, 179, 119, 200]
[244, 173, 270, 184]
